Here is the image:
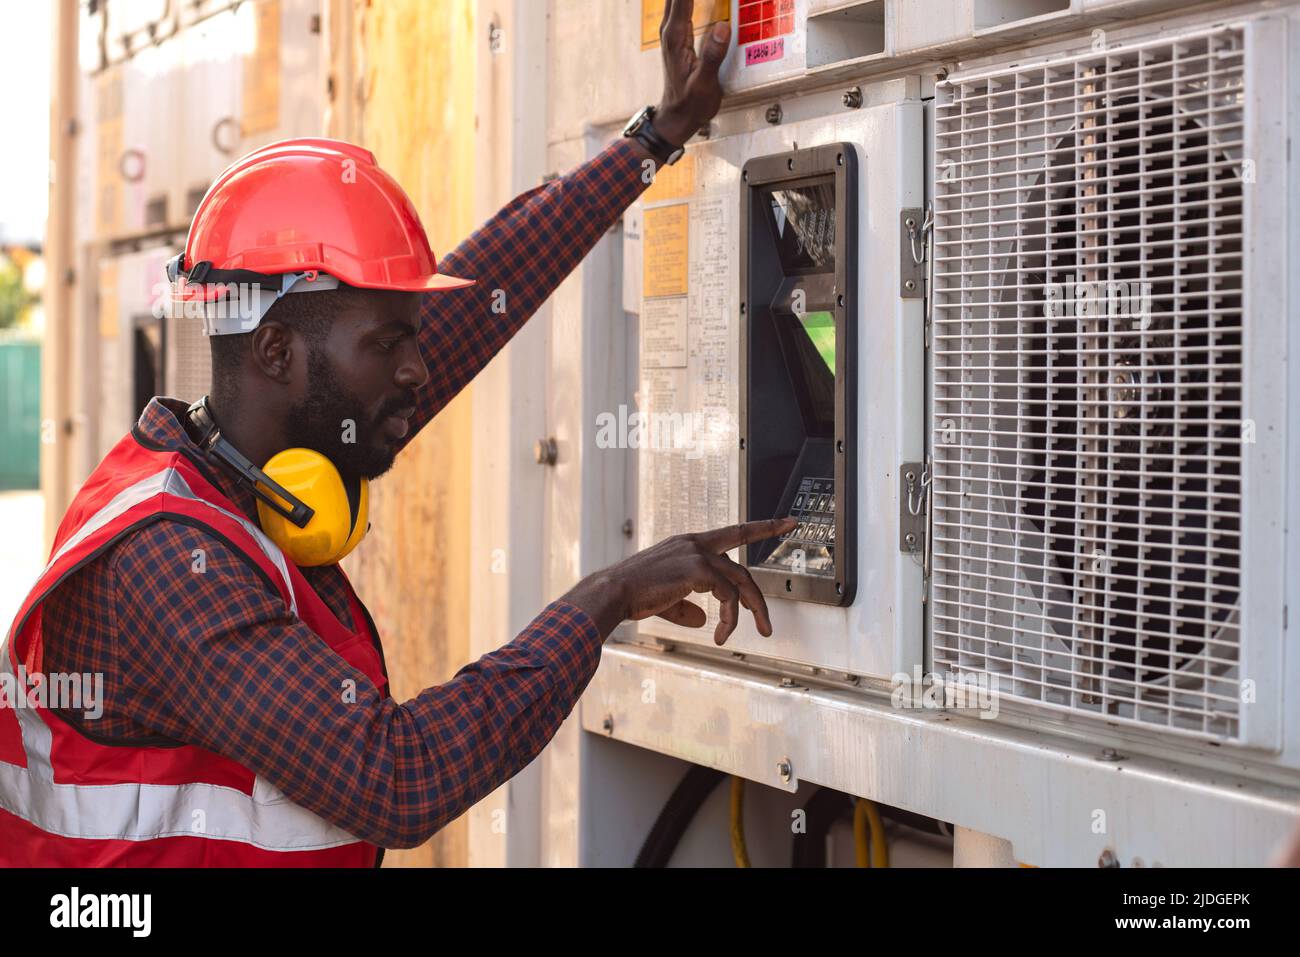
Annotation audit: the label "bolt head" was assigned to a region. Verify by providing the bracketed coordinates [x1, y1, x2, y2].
[534, 437, 558, 466]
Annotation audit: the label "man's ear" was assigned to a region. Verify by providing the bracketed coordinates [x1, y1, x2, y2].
[250, 320, 296, 383]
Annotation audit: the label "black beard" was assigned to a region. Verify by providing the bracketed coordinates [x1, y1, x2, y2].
[284, 347, 399, 482]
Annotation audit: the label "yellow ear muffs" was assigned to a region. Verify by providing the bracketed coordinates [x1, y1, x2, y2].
[254, 448, 370, 567]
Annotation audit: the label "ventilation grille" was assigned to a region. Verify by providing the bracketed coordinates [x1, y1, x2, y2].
[930, 27, 1247, 738]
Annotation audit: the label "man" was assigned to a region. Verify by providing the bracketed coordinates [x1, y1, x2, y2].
[0, 2, 791, 866]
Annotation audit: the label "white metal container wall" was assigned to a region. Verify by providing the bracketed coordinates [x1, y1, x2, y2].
[179, 0, 245, 27]
[236, 0, 328, 154]
[118, 38, 183, 236]
[95, 256, 128, 466]
[103, 0, 174, 65]
[177, 7, 244, 221]
[94, 244, 173, 464]
[466, 0, 556, 869]
[75, 0, 326, 449]
[504, 0, 1300, 866]
[622, 91, 926, 682]
[545, 0, 1252, 146]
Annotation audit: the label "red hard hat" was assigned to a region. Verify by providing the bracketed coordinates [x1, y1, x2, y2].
[171, 137, 473, 303]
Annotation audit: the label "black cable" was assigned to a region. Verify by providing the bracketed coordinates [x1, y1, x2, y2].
[635, 769, 954, 867]
[875, 803, 953, 837]
[634, 765, 726, 868]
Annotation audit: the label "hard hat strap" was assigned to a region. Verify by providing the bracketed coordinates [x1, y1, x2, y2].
[167, 254, 291, 289]
[167, 253, 342, 336]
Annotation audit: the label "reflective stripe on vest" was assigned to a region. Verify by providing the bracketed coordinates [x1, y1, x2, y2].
[0, 466, 360, 852]
[38, 466, 298, 620]
[0, 650, 360, 850]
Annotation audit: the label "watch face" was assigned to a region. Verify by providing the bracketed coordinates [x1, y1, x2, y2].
[623, 105, 653, 137]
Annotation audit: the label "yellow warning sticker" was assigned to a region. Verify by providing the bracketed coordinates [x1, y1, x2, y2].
[643, 152, 696, 204]
[643, 203, 690, 300]
[641, 0, 730, 51]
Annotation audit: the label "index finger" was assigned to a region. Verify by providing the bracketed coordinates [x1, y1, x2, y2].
[661, 0, 692, 36]
[696, 517, 797, 553]
[659, 0, 675, 32]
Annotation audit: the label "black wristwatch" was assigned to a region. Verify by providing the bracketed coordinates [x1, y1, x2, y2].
[623, 105, 686, 167]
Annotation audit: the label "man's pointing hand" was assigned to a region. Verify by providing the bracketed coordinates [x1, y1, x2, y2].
[564, 518, 796, 646]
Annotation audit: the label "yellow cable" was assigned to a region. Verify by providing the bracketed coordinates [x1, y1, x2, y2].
[866, 800, 889, 868]
[854, 798, 891, 868]
[853, 798, 870, 866]
[730, 776, 751, 867]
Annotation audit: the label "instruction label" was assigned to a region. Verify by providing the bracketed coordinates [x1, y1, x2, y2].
[636, 165, 738, 639]
[643, 203, 690, 299]
[643, 298, 688, 368]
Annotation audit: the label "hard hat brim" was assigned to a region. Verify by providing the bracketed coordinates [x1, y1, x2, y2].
[285, 269, 476, 293]
[405, 271, 476, 292]
[171, 270, 476, 303]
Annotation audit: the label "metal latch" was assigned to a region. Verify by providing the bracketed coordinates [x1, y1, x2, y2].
[899, 461, 930, 560]
[899, 208, 930, 299]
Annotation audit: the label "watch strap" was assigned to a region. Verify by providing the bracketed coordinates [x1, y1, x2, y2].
[626, 107, 684, 166]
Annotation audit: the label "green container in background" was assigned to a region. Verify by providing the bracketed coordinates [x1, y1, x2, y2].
[0, 334, 41, 490]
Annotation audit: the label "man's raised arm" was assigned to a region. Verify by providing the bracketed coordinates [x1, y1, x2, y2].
[401, 139, 652, 437]
[400, 0, 730, 443]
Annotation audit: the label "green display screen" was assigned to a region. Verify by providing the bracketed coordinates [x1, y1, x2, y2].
[798, 310, 836, 375]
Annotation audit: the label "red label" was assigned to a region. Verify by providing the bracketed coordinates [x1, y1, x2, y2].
[737, 0, 795, 45]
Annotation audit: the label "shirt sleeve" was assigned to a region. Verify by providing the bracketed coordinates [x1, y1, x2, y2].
[399, 137, 652, 446]
[106, 519, 605, 850]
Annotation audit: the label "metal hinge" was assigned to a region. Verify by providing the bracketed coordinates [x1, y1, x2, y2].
[899, 460, 931, 570]
[899, 206, 932, 299]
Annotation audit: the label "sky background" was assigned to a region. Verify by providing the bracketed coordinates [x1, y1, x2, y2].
[0, 5, 52, 246]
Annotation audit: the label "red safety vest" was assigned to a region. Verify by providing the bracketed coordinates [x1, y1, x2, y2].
[0, 430, 389, 866]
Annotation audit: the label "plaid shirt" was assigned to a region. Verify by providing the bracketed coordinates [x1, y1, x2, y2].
[41, 138, 651, 851]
